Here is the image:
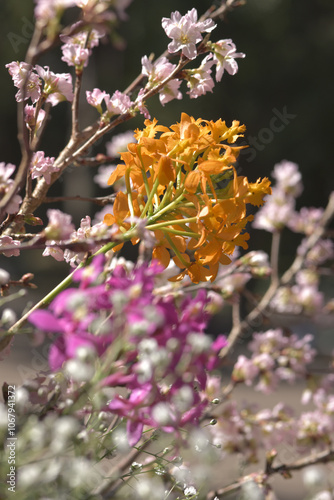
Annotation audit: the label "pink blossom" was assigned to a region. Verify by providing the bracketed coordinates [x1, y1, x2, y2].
[34, 0, 77, 21]
[298, 238, 334, 266]
[104, 90, 133, 116]
[0, 236, 20, 257]
[288, 206, 324, 235]
[42, 245, 65, 262]
[0, 162, 22, 213]
[297, 411, 334, 447]
[186, 54, 215, 98]
[44, 209, 75, 241]
[6, 61, 41, 103]
[253, 187, 296, 232]
[162, 8, 216, 60]
[232, 355, 259, 385]
[60, 26, 103, 49]
[216, 272, 252, 297]
[24, 105, 46, 131]
[63, 216, 110, 266]
[211, 39, 245, 81]
[35, 65, 74, 105]
[60, 27, 104, 68]
[135, 88, 151, 118]
[141, 55, 182, 105]
[94, 165, 117, 188]
[30, 151, 58, 184]
[106, 131, 136, 157]
[272, 160, 303, 197]
[86, 88, 108, 112]
[61, 44, 91, 68]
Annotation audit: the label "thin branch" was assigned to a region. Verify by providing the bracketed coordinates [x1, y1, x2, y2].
[206, 448, 334, 500]
[281, 191, 334, 285]
[71, 70, 83, 139]
[220, 191, 334, 358]
[44, 193, 116, 206]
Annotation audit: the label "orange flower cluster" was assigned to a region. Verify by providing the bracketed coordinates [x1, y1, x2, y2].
[103, 113, 271, 283]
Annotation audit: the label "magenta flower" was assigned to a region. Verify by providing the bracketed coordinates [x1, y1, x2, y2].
[29, 257, 226, 446]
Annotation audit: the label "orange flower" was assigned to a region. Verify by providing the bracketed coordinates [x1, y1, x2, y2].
[103, 113, 271, 283]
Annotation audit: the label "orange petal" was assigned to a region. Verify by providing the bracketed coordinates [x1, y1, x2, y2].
[152, 246, 170, 268]
[173, 253, 190, 269]
[195, 238, 222, 265]
[184, 170, 200, 194]
[103, 213, 115, 226]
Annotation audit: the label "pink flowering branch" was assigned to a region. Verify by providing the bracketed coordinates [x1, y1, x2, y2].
[1, 0, 244, 236]
[206, 448, 334, 500]
[220, 191, 334, 358]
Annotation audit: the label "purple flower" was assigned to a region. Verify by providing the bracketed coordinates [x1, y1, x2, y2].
[28, 257, 224, 446]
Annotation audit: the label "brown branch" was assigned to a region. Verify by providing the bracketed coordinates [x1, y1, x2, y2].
[44, 193, 116, 206]
[207, 448, 334, 500]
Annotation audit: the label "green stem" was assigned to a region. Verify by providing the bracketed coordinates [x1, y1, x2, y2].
[125, 169, 135, 224]
[150, 191, 186, 222]
[154, 227, 199, 238]
[164, 233, 189, 268]
[140, 176, 160, 218]
[7, 231, 137, 334]
[147, 216, 197, 231]
[137, 147, 151, 200]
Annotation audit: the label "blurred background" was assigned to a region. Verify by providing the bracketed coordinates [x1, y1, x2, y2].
[0, 2, 333, 498]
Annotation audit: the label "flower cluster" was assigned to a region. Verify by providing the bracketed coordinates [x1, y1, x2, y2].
[30, 151, 58, 184]
[29, 256, 226, 446]
[103, 113, 271, 283]
[140, 10, 245, 106]
[253, 161, 333, 317]
[86, 88, 134, 118]
[232, 328, 316, 392]
[60, 25, 105, 70]
[162, 8, 216, 60]
[6, 62, 73, 107]
[42, 213, 112, 265]
[253, 160, 302, 232]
